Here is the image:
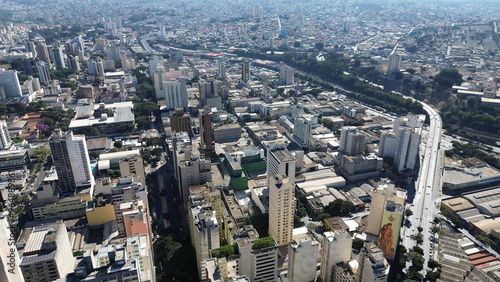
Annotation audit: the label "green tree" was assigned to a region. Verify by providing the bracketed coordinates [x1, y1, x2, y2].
[434, 68, 463, 88]
[405, 208, 413, 217]
[33, 147, 50, 163]
[315, 42, 324, 50]
[114, 141, 122, 149]
[428, 259, 440, 269]
[10, 59, 23, 71]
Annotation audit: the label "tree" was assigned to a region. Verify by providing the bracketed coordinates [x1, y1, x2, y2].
[10, 59, 23, 71]
[417, 226, 423, 233]
[315, 42, 324, 50]
[114, 141, 122, 149]
[405, 208, 413, 217]
[425, 271, 440, 282]
[428, 259, 440, 269]
[263, 115, 272, 123]
[33, 147, 50, 163]
[434, 68, 463, 88]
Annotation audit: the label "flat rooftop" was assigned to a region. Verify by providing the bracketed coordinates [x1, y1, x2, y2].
[270, 148, 295, 162]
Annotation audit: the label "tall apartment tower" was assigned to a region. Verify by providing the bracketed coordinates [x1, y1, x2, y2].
[0, 69, 22, 98]
[153, 65, 167, 100]
[288, 237, 318, 282]
[36, 43, 52, 69]
[267, 145, 296, 246]
[36, 62, 51, 85]
[199, 107, 215, 154]
[339, 126, 365, 156]
[387, 53, 401, 73]
[0, 120, 12, 149]
[0, 212, 24, 282]
[293, 114, 318, 148]
[237, 235, 278, 282]
[393, 128, 421, 172]
[320, 230, 353, 282]
[49, 130, 94, 193]
[52, 46, 66, 70]
[365, 183, 406, 236]
[358, 242, 390, 282]
[164, 78, 188, 110]
[170, 108, 192, 137]
[279, 62, 294, 85]
[241, 60, 250, 82]
[22, 58, 37, 74]
[199, 80, 222, 109]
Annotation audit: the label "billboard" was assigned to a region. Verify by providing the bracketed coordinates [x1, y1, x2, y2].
[378, 209, 402, 260]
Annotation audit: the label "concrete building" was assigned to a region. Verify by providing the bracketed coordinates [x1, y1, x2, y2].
[153, 65, 167, 100]
[339, 154, 383, 182]
[199, 107, 215, 156]
[339, 126, 365, 156]
[49, 130, 94, 193]
[237, 236, 278, 282]
[199, 80, 223, 109]
[0, 120, 12, 149]
[279, 63, 294, 85]
[164, 78, 188, 110]
[387, 53, 401, 73]
[170, 108, 192, 137]
[378, 131, 397, 158]
[293, 114, 318, 148]
[288, 236, 318, 282]
[358, 242, 390, 282]
[241, 60, 250, 82]
[0, 69, 22, 99]
[36, 62, 51, 85]
[213, 123, 241, 143]
[35, 43, 52, 69]
[118, 155, 145, 184]
[120, 200, 150, 238]
[393, 128, 420, 172]
[22, 58, 37, 74]
[267, 144, 296, 246]
[17, 220, 75, 282]
[189, 203, 220, 281]
[377, 200, 404, 260]
[0, 212, 24, 282]
[52, 46, 66, 70]
[365, 183, 406, 236]
[320, 230, 352, 282]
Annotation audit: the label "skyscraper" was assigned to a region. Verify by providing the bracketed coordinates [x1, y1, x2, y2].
[170, 108, 192, 137]
[36, 62, 51, 85]
[199, 80, 222, 109]
[267, 144, 296, 246]
[288, 237, 318, 282]
[0, 212, 24, 282]
[0, 120, 12, 149]
[49, 130, 94, 193]
[199, 107, 215, 154]
[35, 43, 52, 69]
[339, 126, 366, 156]
[0, 69, 22, 98]
[164, 78, 188, 110]
[241, 60, 250, 82]
[22, 58, 37, 74]
[320, 230, 353, 282]
[293, 114, 318, 148]
[387, 53, 401, 73]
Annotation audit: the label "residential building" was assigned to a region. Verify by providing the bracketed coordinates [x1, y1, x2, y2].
[339, 126, 365, 156]
[35, 43, 52, 69]
[153, 65, 167, 100]
[199, 80, 222, 109]
[36, 62, 51, 85]
[387, 53, 401, 73]
[49, 130, 94, 193]
[0, 120, 12, 149]
[17, 220, 75, 282]
[237, 235, 278, 282]
[52, 46, 66, 70]
[164, 78, 188, 110]
[0, 69, 22, 99]
[119, 156, 145, 183]
[288, 236, 318, 282]
[0, 212, 24, 282]
[22, 58, 37, 74]
[241, 60, 250, 82]
[170, 108, 192, 137]
[358, 242, 390, 282]
[293, 114, 318, 148]
[365, 182, 406, 236]
[320, 230, 352, 282]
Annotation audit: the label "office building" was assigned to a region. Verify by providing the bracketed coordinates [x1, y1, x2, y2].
[288, 237, 318, 282]
[18, 220, 74, 282]
[36, 43, 52, 69]
[377, 200, 404, 260]
[378, 132, 397, 158]
[36, 62, 51, 85]
[0, 120, 12, 149]
[358, 242, 390, 282]
[52, 46, 66, 70]
[25, 41, 37, 57]
[0, 212, 24, 282]
[153, 66, 167, 100]
[213, 124, 241, 143]
[164, 78, 188, 110]
[320, 230, 352, 282]
[0, 69, 22, 99]
[293, 114, 318, 148]
[393, 128, 420, 172]
[241, 60, 250, 82]
[119, 155, 145, 183]
[387, 53, 401, 73]
[267, 144, 296, 246]
[49, 130, 94, 193]
[339, 154, 383, 182]
[237, 235, 278, 282]
[199, 107, 215, 154]
[339, 126, 365, 156]
[22, 58, 37, 74]
[66, 55, 80, 72]
[199, 80, 222, 109]
[365, 183, 406, 236]
[189, 202, 220, 281]
[170, 108, 192, 137]
[279, 63, 294, 85]
[119, 200, 150, 238]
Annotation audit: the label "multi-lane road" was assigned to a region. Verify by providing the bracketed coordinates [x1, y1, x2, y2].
[401, 100, 444, 276]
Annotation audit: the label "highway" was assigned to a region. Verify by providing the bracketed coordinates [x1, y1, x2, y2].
[401, 100, 444, 276]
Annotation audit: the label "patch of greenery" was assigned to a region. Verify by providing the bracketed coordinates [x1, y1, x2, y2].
[252, 237, 275, 250]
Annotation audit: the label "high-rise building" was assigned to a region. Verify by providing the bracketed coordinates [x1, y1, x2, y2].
[288, 237, 318, 282]
[170, 108, 192, 137]
[22, 58, 37, 74]
[293, 114, 318, 148]
[189, 198, 220, 281]
[153, 65, 167, 100]
[267, 144, 295, 246]
[0, 69, 22, 99]
[378, 131, 397, 158]
[320, 230, 352, 282]
[279, 62, 294, 85]
[339, 126, 366, 156]
[52, 46, 66, 70]
[237, 235, 278, 282]
[387, 53, 401, 73]
[365, 183, 406, 236]
[0, 120, 12, 149]
[199, 80, 222, 109]
[119, 156, 145, 184]
[18, 220, 75, 282]
[66, 55, 80, 72]
[199, 107, 215, 154]
[0, 212, 24, 282]
[391, 115, 424, 172]
[357, 242, 390, 282]
[251, 5, 260, 18]
[377, 200, 404, 260]
[36, 43, 52, 69]
[36, 62, 51, 85]
[241, 60, 250, 82]
[49, 130, 94, 193]
[25, 41, 37, 57]
[164, 78, 188, 110]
